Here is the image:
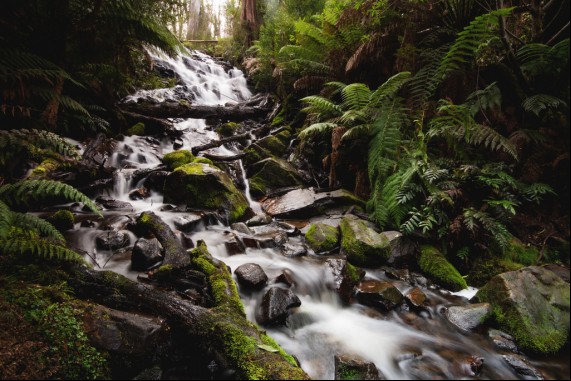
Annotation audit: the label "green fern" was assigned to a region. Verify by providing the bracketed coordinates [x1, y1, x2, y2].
[463, 208, 511, 251]
[0, 238, 84, 263]
[0, 180, 101, 217]
[521, 94, 567, 117]
[298, 122, 338, 140]
[0, 200, 12, 240]
[10, 212, 66, 243]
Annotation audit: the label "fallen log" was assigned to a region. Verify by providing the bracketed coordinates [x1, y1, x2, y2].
[202, 152, 246, 162]
[121, 110, 181, 138]
[66, 241, 309, 380]
[191, 133, 251, 155]
[121, 100, 270, 122]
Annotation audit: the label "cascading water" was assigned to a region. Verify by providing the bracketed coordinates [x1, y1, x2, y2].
[67, 49, 568, 380]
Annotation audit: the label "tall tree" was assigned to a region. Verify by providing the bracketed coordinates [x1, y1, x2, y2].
[241, 0, 259, 46]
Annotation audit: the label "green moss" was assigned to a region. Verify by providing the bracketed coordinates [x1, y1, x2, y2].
[337, 363, 362, 380]
[162, 150, 194, 171]
[257, 136, 287, 156]
[243, 144, 272, 166]
[419, 245, 467, 291]
[248, 158, 302, 196]
[126, 122, 145, 136]
[48, 210, 75, 231]
[260, 333, 297, 367]
[276, 130, 292, 144]
[218, 122, 240, 137]
[29, 158, 59, 179]
[305, 223, 339, 253]
[468, 254, 522, 287]
[504, 238, 539, 266]
[345, 261, 363, 284]
[192, 156, 216, 167]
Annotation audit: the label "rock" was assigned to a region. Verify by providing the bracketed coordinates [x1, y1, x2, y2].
[282, 241, 307, 257]
[255, 287, 301, 326]
[180, 233, 195, 250]
[502, 354, 544, 379]
[404, 287, 427, 310]
[96, 231, 130, 250]
[129, 187, 150, 200]
[262, 187, 365, 219]
[96, 197, 133, 211]
[131, 238, 163, 271]
[445, 303, 492, 331]
[275, 270, 295, 287]
[47, 209, 75, 231]
[231, 222, 253, 235]
[488, 329, 518, 353]
[173, 213, 203, 233]
[143, 170, 169, 192]
[247, 157, 303, 196]
[543, 264, 570, 283]
[234, 263, 268, 290]
[305, 222, 339, 253]
[355, 280, 404, 312]
[334, 354, 383, 380]
[162, 149, 194, 171]
[256, 135, 287, 157]
[163, 163, 251, 223]
[475, 266, 570, 354]
[386, 235, 417, 267]
[250, 224, 288, 247]
[224, 233, 246, 255]
[325, 259, 365, 304]
[246, 213, 273, 227]
[340, 215, 390, 267]
[419, 245, 467, 291]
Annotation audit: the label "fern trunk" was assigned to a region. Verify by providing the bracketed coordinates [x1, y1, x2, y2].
[329, 125, 348, 188]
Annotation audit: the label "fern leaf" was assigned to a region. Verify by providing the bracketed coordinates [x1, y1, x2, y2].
[298, 123, 337, 140]
[0, 180, 101, 216]
[521, 94, 567, 117]
[0, 200, 12, 240]
[300, 96, 343, 117]
[10, 212, 65, 243]
[341, 83, 372, 111]
[370, 72, 412, 104]
[0, 238, 84, 263]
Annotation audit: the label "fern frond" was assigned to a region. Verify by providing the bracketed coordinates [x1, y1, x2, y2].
[463, 208, 511, 250]
[300, 96, 343, 117]
[0, 238, 84, 263]
[0, 129, 81, 159]
[521, 94, 567, 117]
[298, 123, 337, 140]
[522, 183, 556, 203]
[439, 7, 514, 76]
[0, 180, 101, 216]
[465, 82, 502, 115]
[0, 200, 12, 240]
[341, 83, 372, 111]
[370, 72, 412, 104]
[466, 124, 518, 160]
[10, 212, 65, 243]
[341, 124, 373, 141]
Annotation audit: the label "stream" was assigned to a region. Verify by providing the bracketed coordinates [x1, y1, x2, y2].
[65, 48, 568, 380]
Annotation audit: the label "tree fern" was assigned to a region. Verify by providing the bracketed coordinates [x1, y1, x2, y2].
[0, 180, 101, 216]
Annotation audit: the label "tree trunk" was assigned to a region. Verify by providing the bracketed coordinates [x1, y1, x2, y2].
[329, 126, 348, 188]
[66, 242, 309, 380]
[241, 0, 258, 46]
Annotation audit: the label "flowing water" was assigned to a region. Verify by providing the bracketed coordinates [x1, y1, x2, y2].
[66, 49, 568, 380]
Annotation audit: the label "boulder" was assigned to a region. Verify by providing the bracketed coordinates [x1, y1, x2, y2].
[162, 149, 194, 171]
[256, 135, 287, 157]
[404, 287, 428, 310]
[131, 238, 163, 271]
[418, 245, 467, 291]
[475, 266, 570, 354]
[255, 287, 301, 326]
[247, 157, 303, 196]
[234, 263, 268, 290]
[96, 197, 133, 211]
[488, 329, 518, 353]
[502, 354, 544, 379]
[355, 280, 404, 312]
[163, 163, 251, 223]
[334, 354, 384, 380]
[173, 213, 204, 233]
[325, 259, 365, 304]
[445, 303, 492, 331]
[305, 223, 339, 253]
[340, 215, 390, 267]
[96, 231, 130, 250]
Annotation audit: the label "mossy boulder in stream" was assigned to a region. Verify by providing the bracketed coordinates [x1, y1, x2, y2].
[256, 135, 287, 157]
[305, 222, 339, 253]
[162, 150, 194, 171]
[419, 245, 467, 291]
[475, 266, 570, 354]
[163, 163, 250, 223]
[339, 215, 390, 267]
[247, 157, 303, 196]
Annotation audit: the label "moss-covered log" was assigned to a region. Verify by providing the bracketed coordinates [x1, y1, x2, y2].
[65, 242, 309, 380]
[121, 102, 270, 122]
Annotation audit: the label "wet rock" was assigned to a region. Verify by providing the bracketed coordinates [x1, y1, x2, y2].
[282, 241, 307, 257]
[419, 245, 467, 291]
[231, 222, 252, 235]
[445, 303, 492, 331]
[475, 266, 570, 353]
[488, 329, 518, 353]
[234, 263, 268, 290]
[250, 224, 288, 247]
[276, 221, 300, 236]
[305, 222, 339, 253]
[404, 354, 447, 380]
[246, 213, 272, 227]
[275, 270, 295, 287]
[543, 264, 570, 283]
[340, 215, 391, 267]
[143, 170, 169, 192]
[355, 280, 404, 312]
[261, 187, 365, 219]
[502, 354, 544, 379]
[80, 219, 97, 228]
[256, 135, 287, 157]
[386, 235, 417, 267]
[325, 259, 364, 304]
[255, 287, 301, 326]
[180, 233, 195, 250]
[224, 233, 246, 255]
[82, 133, 117, 168]
[334, 354, 384, 380]
[131, 238, 163, 271]
[404, 287, 427, 310]
[96, 231, 130, 250]
[247, 157, 303, 196]
[129, 187, 150, 200]
[96, 197, 133, 211]
[173, 213, 203, 233]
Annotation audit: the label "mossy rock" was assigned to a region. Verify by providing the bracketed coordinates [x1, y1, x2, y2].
[339, 215, 390, 267]
[127, 122, 145, 136]
[257, 136, 287, 157]
[243, 143, 272, 167]
[217, 122, 241, 137]
[305, 223, 339, 253]
[418, 245, 467, 291]
[504, 237, 540, 266]
[247, 157, 303, 196]
[192, 156, 216, 167]
[467, 254, 523, 287]
[163, 163, 250, 223]
[162, 150, 194, 171]
[475, 266, 570, 354]
[48, 209, 75, 231]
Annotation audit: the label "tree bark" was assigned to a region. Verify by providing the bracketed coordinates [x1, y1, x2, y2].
[241, 0, 258, 46]
[191, 132, 252, 155]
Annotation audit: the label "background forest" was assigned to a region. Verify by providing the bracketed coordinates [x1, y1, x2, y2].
[0, 0, 569, 379]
